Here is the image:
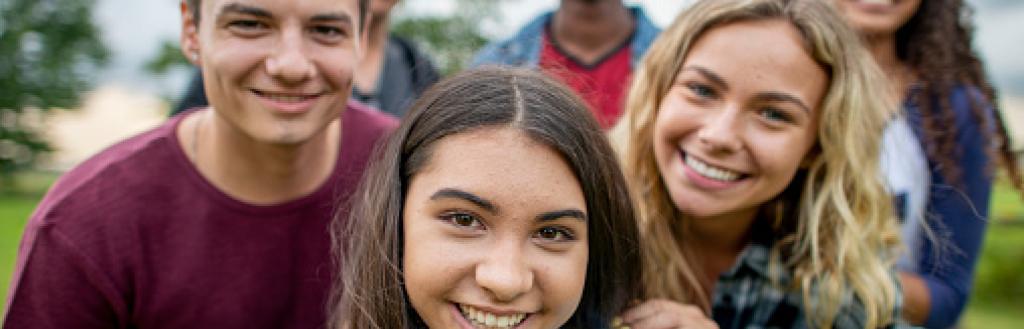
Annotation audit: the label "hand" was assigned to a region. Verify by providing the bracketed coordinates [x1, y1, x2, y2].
[615, 299, 720, 329]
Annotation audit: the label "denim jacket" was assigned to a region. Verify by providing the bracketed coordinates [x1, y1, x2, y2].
[470, 6, 661, 69]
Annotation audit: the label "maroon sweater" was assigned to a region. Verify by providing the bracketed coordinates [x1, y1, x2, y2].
[3, 102, 396, 329]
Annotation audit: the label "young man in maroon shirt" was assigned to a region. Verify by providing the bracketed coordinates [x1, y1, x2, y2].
[472, 0, 661, 128]
[3, 0, 397, 328]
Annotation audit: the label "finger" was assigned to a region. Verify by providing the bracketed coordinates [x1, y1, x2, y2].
[621, 299, 669, 323]
[623, 299, 704, 322]
[627, 311, 684, 329]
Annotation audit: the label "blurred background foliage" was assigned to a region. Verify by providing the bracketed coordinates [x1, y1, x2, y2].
[145, 0, 501, 78]
[0, 0, 108, 189]
[0, 0, 1021, 327]
[391, 0, 498, 75]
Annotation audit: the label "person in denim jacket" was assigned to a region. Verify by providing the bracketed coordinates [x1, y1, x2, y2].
[472, 0, 660, 128]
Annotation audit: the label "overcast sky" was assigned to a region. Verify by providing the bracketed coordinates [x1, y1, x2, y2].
[93, 0, 1024, 99]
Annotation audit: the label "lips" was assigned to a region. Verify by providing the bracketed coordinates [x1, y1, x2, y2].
[848, 0, 900, 11]
[681, 151, 746, 183]
[251, 89, 325, 113]
[457, 303, 529, 329]
[685, 153, 742, 182]
[676, 150, 750, 190]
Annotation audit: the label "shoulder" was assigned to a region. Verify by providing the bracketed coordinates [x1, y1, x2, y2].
[628, 6, 661, 48]
[32, 118, 185, 226]
[471, 12, 551, 67]
[343, 101, 399, 142]
[947, 85, 994, 127]
[389, 35, 429, 64]
[388, 35, 440, 87]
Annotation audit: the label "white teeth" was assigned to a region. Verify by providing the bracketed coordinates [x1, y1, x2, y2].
[860, 0, 892, 5]
[458, 304, 527, 329]
[685, 154, 741, 182]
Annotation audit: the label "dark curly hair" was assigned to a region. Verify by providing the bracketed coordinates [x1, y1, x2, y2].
[897, 0, 1022, 193]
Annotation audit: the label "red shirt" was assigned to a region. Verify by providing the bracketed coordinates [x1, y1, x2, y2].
[3, 103, 397, 329]
[539, 29, 634, 129]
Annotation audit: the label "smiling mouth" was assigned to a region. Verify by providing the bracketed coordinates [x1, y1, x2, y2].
[683, 152, 747, 182]
[457, 304, 529, 329]
[251, 89, 324, 102]
[854, 0, 897, 6]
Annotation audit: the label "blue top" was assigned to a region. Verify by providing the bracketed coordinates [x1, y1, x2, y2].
[469, 6, 661, 69]
[881, 86, 994, 328]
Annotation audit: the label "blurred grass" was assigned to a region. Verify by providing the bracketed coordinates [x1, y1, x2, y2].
[0, 172, 1021, 324]
[989, 177, 1024, 221]
[961, 179, 1024, 329]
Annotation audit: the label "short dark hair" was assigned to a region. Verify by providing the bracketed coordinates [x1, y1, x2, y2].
[331, 67, 642, 328]
[185, 0, 369, 31]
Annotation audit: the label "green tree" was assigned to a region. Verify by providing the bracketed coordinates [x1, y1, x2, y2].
[145, 40, 190, 76]
[0, 0, 109, 188]
[391, 0, 504, 76]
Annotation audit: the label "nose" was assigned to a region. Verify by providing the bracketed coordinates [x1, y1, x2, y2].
[475, 240, 534, 302]
[697, 106, 743, 152]
[265, 29, 316, 84]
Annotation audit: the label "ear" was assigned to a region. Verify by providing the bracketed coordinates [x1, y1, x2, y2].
[180, 1, 201, 66]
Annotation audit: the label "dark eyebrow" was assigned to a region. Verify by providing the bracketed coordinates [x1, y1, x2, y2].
[754, 92, 812, 114]
[537, 209, 587, 222]
[310, 12, 353, 26]
[681, 66, 729, 91]
[430, 188, 498, 214]
[218, 3, 273, 19]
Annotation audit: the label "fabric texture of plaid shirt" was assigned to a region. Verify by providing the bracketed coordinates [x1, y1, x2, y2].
[710, 230, 911, 329]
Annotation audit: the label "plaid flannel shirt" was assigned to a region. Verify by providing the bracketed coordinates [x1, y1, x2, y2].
[711, 232, 910, 329]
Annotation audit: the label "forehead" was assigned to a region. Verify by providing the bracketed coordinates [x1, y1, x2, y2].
[202, 0, 359, 19]
[411, 128, 586, 210]
[683, 20, 826, 98]
[687, 20, 819, 75]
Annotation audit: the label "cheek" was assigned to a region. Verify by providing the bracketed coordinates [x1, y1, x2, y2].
[539, 246, 588, 321]
[316, 48, 358, 88]
[749, 131, 814, 181]
[204, 38, 269, 80]
[651, 101, 693, 167]
[402, 216, 452, 301]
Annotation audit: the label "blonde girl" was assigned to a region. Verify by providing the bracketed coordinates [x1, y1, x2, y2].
[611, 0, 903, 328]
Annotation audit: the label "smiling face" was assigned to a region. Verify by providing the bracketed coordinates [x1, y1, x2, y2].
[403, 127, 589, 329]
[652, 19, 826, 223]
[833, 0, 921, 37]
[181, 0, 364, 145]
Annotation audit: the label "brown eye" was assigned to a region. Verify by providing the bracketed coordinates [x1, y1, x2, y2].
[441, 212, 483, 230]
[534, 226, 575, 242]
[310, 25, 347, 44]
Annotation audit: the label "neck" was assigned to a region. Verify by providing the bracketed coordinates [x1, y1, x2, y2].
[864, 33, 901, 74]
[687, 209, 756, 255]
[684, 207, 758, 290]
[367, 13, 390, 52]
[182, 110, 341, 205]
[863, 33, 914, 101]
[552, 0, 633, 63]
[354, 13, 389, 93]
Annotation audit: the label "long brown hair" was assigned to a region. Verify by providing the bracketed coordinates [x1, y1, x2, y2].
[331, 67, 641, 329]
[898, 0, 1023, 192]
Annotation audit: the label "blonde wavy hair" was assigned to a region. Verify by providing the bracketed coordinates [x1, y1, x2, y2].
[609, 0, 902, 327]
